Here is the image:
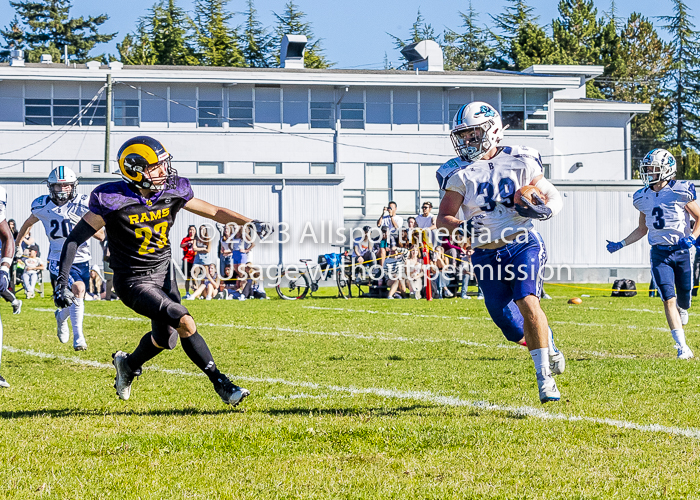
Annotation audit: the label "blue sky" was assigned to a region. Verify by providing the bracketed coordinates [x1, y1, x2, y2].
[0, 0, 681, 68]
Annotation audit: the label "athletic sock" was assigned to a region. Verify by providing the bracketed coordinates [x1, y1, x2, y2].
[127, 333, 162, 372]
[547, 327, 559, 356]
[529, 347, 551, 377]
[69, 298, 85, 345]
[57, 306, 70, 323]
[671, 329, 687, 348]
[180, 332, 223, 384]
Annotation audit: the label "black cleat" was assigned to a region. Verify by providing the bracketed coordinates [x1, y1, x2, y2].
[213, 376, 250, 406]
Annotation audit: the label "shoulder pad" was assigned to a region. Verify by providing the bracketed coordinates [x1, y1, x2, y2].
[633, 187, 647, 201]
[436, 158, 469, 190]
[31, 195, 49, 211]
[75, 193, 90, 207]
[508, 145, 543, 165]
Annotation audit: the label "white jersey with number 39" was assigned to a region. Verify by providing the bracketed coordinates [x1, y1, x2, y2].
[31, 193, 91, 263]
[633, 180, 696, 246]
[440, 146, 544, 247]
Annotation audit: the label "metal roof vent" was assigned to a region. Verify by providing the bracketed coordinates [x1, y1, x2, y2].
[10, 49, 24, 67]
[400, 40, 444, 72]
[280, 34, 307, 69]
[108, 61, 123, 71]
[40, 54, 52, 64]
[86, 60, 101, 70]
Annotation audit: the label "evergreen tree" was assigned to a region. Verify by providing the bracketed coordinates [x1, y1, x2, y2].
[0, 0, 115, 63]
[0, 16, 26, 61]
[552, 0, 601, 65]
[443, 2, 494, 71]
[240, 0, 273, 68]
[602, 13, 674, 164]
[273, 1, 331, 68]
[510, 22, 566, 70]
[117, 19, 156, 65]
[387, 9, 441, 67]
[118, 0, 197, 66]
[193, 0, 244, 67]
[660, 0, 700, 152]
[489, 0, 538, 68]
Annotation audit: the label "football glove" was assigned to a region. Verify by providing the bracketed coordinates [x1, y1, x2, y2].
[679, 236, 696, 249]
[606, 240, 625, 253]
[456, 215, 486, 241]
[514, 194, 552, 220]
[0, 267, 10, 293]
[53, 285, 75, 309]
[251, 220, 274, 241]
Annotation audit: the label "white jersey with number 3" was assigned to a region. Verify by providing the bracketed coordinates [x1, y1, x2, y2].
[633, 180, 696, 246]
[31, 194, 91, 263]
[440, 146, 544, 247]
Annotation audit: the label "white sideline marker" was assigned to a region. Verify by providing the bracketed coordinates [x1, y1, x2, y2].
[4, 344, 700, 440]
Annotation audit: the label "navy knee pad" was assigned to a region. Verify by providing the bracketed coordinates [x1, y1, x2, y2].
[677, 288, 692, 310]
[485, 298, 525, 344]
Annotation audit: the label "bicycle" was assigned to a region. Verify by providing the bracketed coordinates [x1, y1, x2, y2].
[275, 246, 350, 300]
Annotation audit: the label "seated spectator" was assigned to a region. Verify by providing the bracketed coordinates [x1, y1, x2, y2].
[238, 263, 267, 300]
[431, 246, 454, 298]
[405, 246, 423, 299]
[86, 265, 106, 301]
[218, 265, 242, 300]
[21, 245, 44, 299]
[188, 263, 220, 300]
[353, 226, 377, 267]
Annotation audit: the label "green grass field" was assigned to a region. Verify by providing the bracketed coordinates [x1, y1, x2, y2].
[1, 285, 699, 499]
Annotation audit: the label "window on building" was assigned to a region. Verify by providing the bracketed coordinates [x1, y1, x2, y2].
[419, 89, 443, 125]
[198, 100, 222, 127]
[170, 85, 196, 123]
[501, 88, 549, 131]
[542, 163, 551, 179]
[25, 98, 51, 125]
[393, 89, 418, 125]
[255, 86, 281, 124]
[283, 87, 308, 126]
[52, 99, 79, 125]
[113, 99, 139, 126]
[310, 101, 334, 129]
[419, 164, 441, 207]
[228, 100, 253, 127]
[366, 88, 391, 125]
[80, 98, 106, 126]
[393, 190, 418, 214]
[340, 102, 364, 129]
[365, 164, 391, 216]
[343, 189, 365, 218]
[254, 163, 281, 174]
[198, 162, 223, 174]
[310, 163, 335, 175]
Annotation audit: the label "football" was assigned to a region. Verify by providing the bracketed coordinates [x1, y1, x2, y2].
[514, 185, 547, 207]
[568, 297, 583, 305]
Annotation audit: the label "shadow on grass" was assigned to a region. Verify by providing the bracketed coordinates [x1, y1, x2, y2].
[0, 407, 240, 419]
[265, 404, 434, 417]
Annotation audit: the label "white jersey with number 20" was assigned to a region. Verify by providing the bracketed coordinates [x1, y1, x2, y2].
[31, 193, 91, 263]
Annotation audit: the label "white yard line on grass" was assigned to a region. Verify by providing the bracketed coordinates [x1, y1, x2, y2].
[32, 308, 640, 359]
[303, 306, 669, 332]
[4, 344, 700, 440]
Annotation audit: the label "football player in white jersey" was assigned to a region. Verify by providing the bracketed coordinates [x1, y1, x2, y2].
[0, 185, 16, 387]
[606, 149, 700, 359]
[436, 101, 565, 403]
[15, 167, 104, 351]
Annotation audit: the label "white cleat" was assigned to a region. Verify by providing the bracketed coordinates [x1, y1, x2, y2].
[677, 344, 694, 360]
[0, 375, 9, 388]
[537, 374, 561, 404]
[678, 307, 689, 326]
[112, 351, 140, 400]
[55, 310, 69, 344]
[74, 343, 88, 351]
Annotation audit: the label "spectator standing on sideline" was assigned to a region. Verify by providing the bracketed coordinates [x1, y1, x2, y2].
[415, 201, 437, 244]
[7, 220, 17, 240]
[218, 223, 235, 275]
[192, 224, 213, 267]
[180, 225, 196, 297]
[377, 201, 403, 234]
[21, 245, 44, 298]
[232, 225, 255, 275]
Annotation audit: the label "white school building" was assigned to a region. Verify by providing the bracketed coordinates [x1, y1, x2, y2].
[0, 42, 655, 282]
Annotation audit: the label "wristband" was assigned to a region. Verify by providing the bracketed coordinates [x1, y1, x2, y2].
[1, 257, 12, 265]
[620, 240, 627, 247]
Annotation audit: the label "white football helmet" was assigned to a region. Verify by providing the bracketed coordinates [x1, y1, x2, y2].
[451, 101, 505, 162]
[640, 149, 676, 187]
[47, 166, 78, 205]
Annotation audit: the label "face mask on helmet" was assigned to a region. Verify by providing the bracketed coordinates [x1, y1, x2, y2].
[50, 183, 76, 204]
[117, 136, 177, 192]
[450, 102, 505, 162]
[639, 149, 676, 188]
